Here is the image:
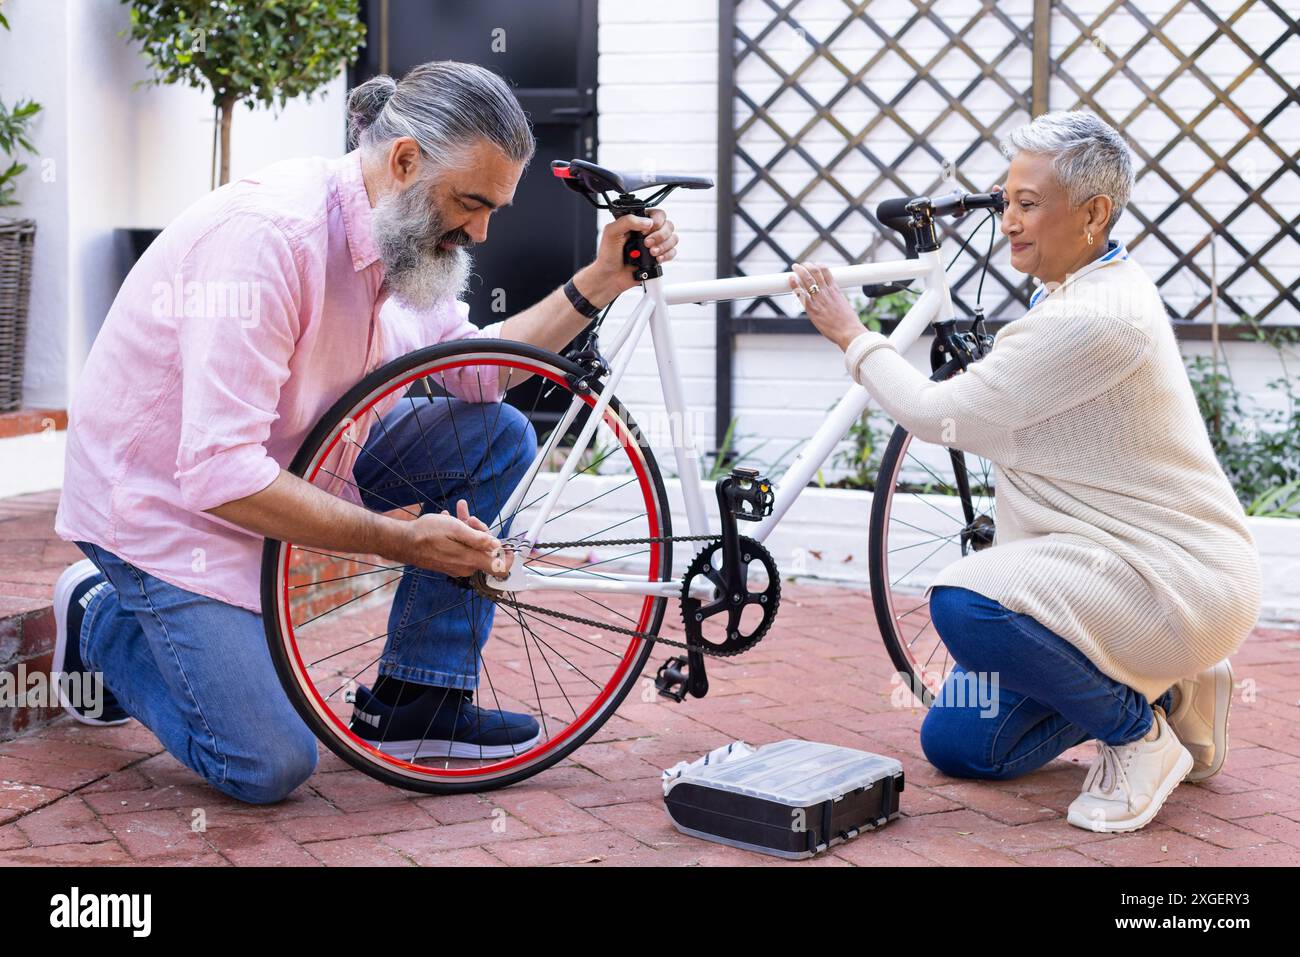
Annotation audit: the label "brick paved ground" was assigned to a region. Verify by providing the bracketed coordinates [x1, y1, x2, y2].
[3, 489, 1300, 866]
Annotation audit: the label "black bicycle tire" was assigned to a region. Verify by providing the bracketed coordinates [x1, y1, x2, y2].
[260, 337, 673, 794]
[868, 357, 983, 708]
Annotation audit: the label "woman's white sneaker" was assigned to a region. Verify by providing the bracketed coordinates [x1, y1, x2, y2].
[1066, 705, 1192, 833]
[1165, 659, 1233, 783]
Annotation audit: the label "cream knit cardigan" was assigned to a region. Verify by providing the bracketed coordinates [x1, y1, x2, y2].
[843, 245, 1261, 703]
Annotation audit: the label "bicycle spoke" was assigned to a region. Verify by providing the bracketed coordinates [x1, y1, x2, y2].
[527, 547, 652, 579]
[296, 574, 402, 629]
[887, 532, 962, 555]
[317, 465, 422, 519]
[894, 600, 932, 623]
[492, 440, 626, 534]
[523, 553, 637, 583]
[346, 432, 437, 514]
[289, 563, 412, 590]
[575, 591, 640, 626]
[435, 372, 482, 518]
[513, 605, 631, 664]
[874, 411, 998, 709]
[474, 369, 510, 527]
[315, 593, 480, 679]
[507, 605, 554, 737]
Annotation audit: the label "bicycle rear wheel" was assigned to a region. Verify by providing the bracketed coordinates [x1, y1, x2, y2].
[868, 358, 997, 707]
[261, 338, 672, 793]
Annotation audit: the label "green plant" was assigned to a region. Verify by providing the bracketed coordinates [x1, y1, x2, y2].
[0, 10, 42, 207]
[0, 98, 40, 208]
[827, 405, 892, 490]
[852, 289, 913, 333]
[1246, 477, 1300, 519]
[698, 417, 803, 482]
[1183, 316, 1300, 515]
[121, 0, 366, 187]
[703, 417, 739, 481]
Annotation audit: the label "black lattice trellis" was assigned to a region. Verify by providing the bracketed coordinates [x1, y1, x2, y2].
[715, 0, 1300, 444]
[728, 0, 1035, 322]
[1052, 0, 1300, 324]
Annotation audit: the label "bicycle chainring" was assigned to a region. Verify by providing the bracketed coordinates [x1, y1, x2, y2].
[679, 537, 780, 657]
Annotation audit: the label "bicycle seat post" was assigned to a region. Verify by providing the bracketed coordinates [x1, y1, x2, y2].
[609, 193, 661, 282]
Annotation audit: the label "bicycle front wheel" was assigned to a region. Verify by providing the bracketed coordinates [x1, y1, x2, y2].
[261, 338, 673, 794]
[868, 358, 998, 707]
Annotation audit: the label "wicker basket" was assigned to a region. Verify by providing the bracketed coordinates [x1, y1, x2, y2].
[0, 218, 36, 413]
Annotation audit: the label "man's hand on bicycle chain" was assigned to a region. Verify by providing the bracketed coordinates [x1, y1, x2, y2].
[394, 498, 512, 580]
[790, 262, 866, 352]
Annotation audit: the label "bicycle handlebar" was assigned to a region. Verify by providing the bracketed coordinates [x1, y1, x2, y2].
[878, 188, 1006, 228]
[864, 188, 1004, 296]
[925, 188, 1007, 218]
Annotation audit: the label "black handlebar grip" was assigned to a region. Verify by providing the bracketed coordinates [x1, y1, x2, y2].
[965, 188, 1007, 214]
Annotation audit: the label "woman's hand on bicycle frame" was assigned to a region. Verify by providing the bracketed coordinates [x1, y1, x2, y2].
[395, 498, 512, 579]
[790, 262, 866, 352]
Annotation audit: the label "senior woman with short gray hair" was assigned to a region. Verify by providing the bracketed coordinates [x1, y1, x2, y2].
[793, 109, 1261, 834]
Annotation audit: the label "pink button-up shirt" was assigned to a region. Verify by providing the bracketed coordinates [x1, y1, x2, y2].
[55, 150, 504, 612]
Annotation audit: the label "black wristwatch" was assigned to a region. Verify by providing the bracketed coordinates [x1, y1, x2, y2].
[563, 278, 603, 320]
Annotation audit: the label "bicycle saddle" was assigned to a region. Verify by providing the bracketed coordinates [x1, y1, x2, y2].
[552, 159, 714, 196]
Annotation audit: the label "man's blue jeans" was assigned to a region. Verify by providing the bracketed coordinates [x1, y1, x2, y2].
[74, 397, 535, 804]
[919, 585, 1176, 781]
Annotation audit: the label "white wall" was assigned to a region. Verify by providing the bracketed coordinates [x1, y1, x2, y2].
[1, 0, 347, 412]
[0, 0, 70, 410]
[597, 0, 723, 467]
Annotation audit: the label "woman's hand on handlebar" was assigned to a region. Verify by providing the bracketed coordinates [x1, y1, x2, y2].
[790, 262, 869, 352]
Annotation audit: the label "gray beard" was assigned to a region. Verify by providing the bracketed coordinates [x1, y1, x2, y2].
[371, 175, 472, 312]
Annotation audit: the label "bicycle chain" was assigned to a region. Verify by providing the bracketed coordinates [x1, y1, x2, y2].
[468, 533, 755, 657]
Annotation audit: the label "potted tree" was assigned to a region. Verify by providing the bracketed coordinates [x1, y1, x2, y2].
[118, 0, 365, 258]
[0, 7, 42, 412]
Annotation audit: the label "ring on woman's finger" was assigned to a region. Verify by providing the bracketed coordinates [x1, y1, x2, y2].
[808, 283, 820, 296]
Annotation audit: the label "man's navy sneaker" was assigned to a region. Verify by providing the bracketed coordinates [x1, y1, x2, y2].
[52, 560, 131, 726]
[347, 680, 540, 760]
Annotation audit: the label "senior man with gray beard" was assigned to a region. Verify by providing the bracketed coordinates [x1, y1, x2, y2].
[51, 61, 679, 805]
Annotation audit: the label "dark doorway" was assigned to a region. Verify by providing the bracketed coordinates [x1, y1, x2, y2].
[352, 0, 598, 332]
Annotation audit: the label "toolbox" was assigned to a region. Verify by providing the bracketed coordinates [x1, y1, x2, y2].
[662, 739, 905, 860]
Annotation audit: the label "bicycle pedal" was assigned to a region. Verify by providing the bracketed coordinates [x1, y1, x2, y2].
[655, 657, 690, 703]
[721, 467, 774, 522]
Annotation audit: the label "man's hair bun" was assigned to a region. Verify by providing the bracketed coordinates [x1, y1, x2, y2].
[346, 75, 398, 149]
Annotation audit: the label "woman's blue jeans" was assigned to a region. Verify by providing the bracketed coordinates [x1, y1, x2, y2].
[73, 397, 534, 804]
[919, 585, 1176, 781]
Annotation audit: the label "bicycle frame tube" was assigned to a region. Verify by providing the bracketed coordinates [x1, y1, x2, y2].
[484, 247, 954, 600]
[750, 248, 953, 544]
[656, 249, 952, 546]
[508, 295, 656, 547]
[646, 275, 709, 535]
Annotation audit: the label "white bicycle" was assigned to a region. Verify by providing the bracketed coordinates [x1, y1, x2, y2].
[262, 158, 1007, 793]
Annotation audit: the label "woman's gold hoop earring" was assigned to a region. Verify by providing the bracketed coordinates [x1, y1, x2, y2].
[1087, 231, 1094, 245]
